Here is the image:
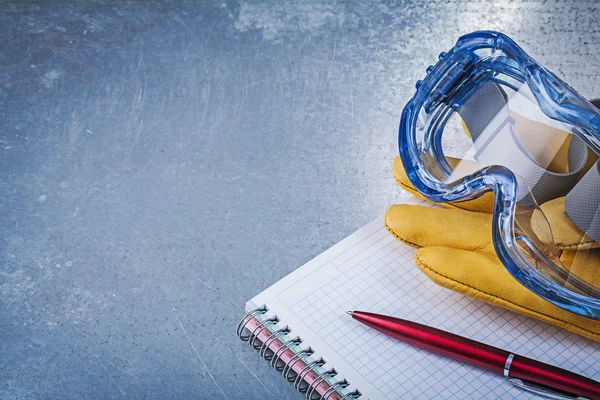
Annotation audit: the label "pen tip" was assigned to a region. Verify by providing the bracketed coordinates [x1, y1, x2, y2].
[346, 311, 353, 315]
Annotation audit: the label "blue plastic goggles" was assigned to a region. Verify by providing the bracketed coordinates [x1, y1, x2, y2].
[399, 31, 600, 319]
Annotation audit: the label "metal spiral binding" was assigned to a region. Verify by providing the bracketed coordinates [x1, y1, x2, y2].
[237, 307, 361, 399]
[295, 358, 326, 392]
[271, 337, 302, 370]
[322, 380, 350, 400]
[339, 391, 362, 400]
[260, 327, 289, 359]
[283, 348, 313, 382]
[249, 317, 278, 349]
[306, 368, 337, 399]
[236, 307, 267, 341]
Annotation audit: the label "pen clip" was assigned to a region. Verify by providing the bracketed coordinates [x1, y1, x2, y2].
[509, 378, 589, 400]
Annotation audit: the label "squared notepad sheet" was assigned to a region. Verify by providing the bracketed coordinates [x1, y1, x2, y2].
[246, 197, 600, 399]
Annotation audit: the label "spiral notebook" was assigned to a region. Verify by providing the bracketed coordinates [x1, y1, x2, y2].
[236, 197, 600, 399]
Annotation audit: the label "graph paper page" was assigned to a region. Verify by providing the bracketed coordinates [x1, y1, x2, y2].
[247, 197, 600, 399]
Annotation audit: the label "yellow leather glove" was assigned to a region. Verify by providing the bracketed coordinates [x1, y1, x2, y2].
[387, 156, 600, 341]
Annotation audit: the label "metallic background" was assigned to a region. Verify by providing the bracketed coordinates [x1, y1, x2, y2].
[2, 1, 599, 398]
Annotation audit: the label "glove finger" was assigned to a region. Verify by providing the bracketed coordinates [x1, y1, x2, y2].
[532, 197, 600, 251]
[415, 246, 600, 341]
[385, 204, 495, 257]
[392, 156, 495, 213]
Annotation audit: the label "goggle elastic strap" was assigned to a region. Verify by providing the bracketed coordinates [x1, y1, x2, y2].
[565, 160, 600, 243]
[458, 82, 588, 205]
[458, 82, 600, 243]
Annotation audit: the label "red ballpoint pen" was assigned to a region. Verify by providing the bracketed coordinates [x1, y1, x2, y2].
[348, 310, 600, 400]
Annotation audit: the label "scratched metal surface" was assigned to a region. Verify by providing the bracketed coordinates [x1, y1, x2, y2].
[1, 1, 599, 399]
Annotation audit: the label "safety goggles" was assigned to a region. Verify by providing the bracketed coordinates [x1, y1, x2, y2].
[399, 31, 600, 319]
